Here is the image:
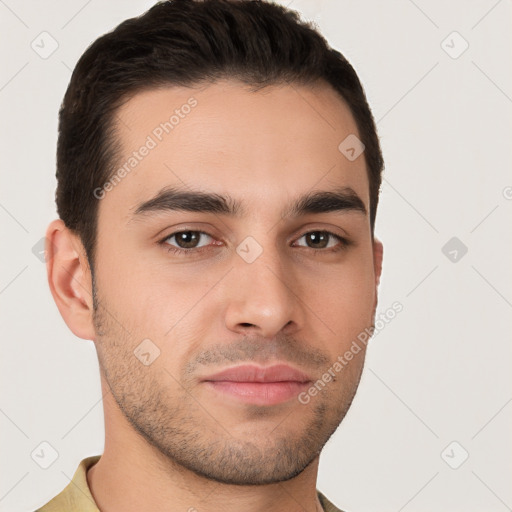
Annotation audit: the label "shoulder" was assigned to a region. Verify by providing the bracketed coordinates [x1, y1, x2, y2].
[34, 455, 101, 512]
[317, 490, 348, 512]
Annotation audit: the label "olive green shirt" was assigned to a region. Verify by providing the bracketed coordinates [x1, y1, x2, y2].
[35, 455, 345, 512]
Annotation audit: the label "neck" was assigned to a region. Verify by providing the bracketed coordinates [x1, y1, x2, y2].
[87, 383, 324, 512]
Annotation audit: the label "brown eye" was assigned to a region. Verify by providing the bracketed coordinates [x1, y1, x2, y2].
[305, 231, 329, 248]
[294, 231, 347, 250]
[164, 231, 213, 250]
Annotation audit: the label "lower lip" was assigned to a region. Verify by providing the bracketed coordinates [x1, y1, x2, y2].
[204, 381, 310, 405]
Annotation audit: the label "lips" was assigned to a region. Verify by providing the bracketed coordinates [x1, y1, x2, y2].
[202, 364, 311, 383]
[202, 364, 312, 406]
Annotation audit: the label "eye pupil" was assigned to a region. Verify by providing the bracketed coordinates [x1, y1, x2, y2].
[307, 231, 329, 248]
[176, 231, 200, 248]
[167, 230, 341, 254]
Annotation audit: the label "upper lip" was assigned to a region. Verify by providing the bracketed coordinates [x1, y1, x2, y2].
[202, 364, 311, 383]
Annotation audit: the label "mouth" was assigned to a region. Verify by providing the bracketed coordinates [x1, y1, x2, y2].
[201, 364, 312, 406]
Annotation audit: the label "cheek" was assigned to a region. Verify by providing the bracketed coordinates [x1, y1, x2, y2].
[97, 251, 222, 359]
[304, 254, 376, 339]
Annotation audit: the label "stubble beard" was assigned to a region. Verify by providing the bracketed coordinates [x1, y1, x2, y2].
[91, 293, 365, 486]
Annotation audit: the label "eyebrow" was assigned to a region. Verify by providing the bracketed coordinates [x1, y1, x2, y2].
[132, 185, 367, 219]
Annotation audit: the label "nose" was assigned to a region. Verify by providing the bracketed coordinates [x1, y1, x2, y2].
[223, 249, 302, 339]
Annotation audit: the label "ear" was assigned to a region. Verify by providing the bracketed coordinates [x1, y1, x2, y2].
[371, 237, 384, 320]
[45, 219, 96, 341]
[373, 237, 383, 287]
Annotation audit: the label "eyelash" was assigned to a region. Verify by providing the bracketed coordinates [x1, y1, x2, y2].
[159, 230, 351, 256]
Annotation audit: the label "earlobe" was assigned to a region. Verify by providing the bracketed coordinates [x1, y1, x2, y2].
[45, 219, 96, 341]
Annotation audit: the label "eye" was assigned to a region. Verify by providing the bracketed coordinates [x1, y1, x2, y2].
[293, 230, 348, 251]
[159, 228, 350, 258]
[162, 230, 215, 253]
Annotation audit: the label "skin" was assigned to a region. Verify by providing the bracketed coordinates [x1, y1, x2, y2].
[46, 79, 383, 512]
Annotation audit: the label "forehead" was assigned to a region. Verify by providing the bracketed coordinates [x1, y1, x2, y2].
[102, 79, 369, 218]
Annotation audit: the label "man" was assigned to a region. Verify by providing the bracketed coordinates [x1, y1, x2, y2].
[38, 0, 384, 510]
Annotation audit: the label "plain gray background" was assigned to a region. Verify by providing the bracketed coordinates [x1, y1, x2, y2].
[1, 1, 511, 511]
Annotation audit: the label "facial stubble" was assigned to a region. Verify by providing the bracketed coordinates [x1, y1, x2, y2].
[91, 285, 365, 486]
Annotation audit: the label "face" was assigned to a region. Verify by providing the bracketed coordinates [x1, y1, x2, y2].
[90, 79, 381, 485]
